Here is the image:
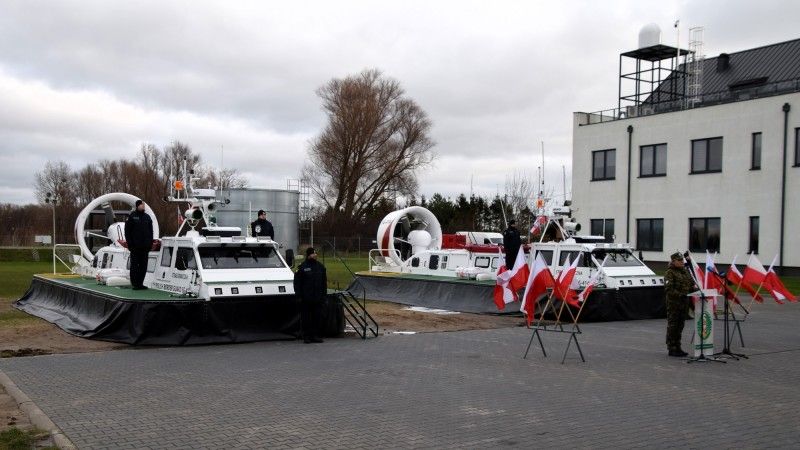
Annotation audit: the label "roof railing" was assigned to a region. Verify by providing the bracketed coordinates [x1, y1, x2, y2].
[577, 77, 800, 126]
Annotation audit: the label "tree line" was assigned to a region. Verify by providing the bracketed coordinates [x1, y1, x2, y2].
[0, 142, 246, 246]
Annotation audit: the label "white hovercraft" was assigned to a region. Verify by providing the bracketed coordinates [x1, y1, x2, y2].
[71, 162, 296, 300]
[369, 204, 663, 291]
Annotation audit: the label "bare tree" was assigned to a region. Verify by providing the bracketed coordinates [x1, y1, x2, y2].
[505, 170, 536, 230]
[160, 141, 200, 189]
[303, 69, 435, 223]
[194, 165, 248, 190]
[34, 160, 76, 206]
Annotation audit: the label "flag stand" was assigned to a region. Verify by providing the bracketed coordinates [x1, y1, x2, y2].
[712, 276, 747, 360]
[523, 293, 586, 364]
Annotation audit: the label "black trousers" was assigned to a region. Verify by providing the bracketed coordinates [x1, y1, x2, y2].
[300, 299, 321, 339]
[129, 247, 149, 288]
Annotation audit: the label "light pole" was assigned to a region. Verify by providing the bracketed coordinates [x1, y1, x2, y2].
[45, 192, 59, 273]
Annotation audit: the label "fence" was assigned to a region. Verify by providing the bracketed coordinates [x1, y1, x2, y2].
[304, 235, 376, 258]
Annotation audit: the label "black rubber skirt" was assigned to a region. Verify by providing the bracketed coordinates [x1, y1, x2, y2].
[14, 276, 344, 345]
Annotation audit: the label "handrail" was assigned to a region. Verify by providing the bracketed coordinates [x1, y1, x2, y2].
[368, 248, 402, 272]
[53, 244, 81, 274]
[320, 240, 378, 339]
[578, 77, 800, 125]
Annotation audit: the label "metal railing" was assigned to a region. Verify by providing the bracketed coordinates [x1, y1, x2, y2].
[578, 78, 800, 126]
[368, 248, 402, 272]
[53, 244, 81, 274]
[322, 240, 379, 339]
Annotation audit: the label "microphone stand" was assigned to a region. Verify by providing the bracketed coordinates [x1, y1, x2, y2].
[712, 270, 747, 360]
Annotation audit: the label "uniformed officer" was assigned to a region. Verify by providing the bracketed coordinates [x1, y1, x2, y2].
[502, 219, 521, 268]
[124, 200, 154, 290]
[250, 210, 275, 239]
[293, 247, 327, 343]
[664, 252, 696, 357]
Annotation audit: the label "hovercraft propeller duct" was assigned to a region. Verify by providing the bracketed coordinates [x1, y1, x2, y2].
[74, 193, 160, 262]
[376, 206, 442, 265]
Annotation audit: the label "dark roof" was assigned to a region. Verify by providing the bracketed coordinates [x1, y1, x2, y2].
[646, 38, 800, 104]
[696, 38, 800, 93]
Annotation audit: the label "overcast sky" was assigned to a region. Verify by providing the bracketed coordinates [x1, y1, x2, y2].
[1, 0, 798, 205]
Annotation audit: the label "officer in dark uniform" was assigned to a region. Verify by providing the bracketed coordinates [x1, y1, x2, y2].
[664, 252, 696, 357]
[293, 247, 327, 343]
[250, 210, 275, 239]
[502, 219, 521, 268]
[124, 200, 154, 290]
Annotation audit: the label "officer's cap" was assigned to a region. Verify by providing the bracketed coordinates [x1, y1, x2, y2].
[670, 252, 683, 262]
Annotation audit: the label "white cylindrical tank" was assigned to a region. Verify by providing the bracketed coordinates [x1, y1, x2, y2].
[639, 23, 661, 48]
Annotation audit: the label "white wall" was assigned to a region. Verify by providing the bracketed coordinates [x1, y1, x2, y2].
[572, 92, 800, 267]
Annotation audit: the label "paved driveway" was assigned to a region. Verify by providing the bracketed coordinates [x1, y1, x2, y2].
[2, 302, 800, 449]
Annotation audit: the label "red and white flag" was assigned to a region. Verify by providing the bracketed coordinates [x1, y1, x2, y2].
[704, 251, 723, 291]
[520, 252, 556, 325]
[572, 255, 608, 306]
[686, 252, 705, 289]
[726, 255, 765, 303]
[494, 247, 530, 310]
[765, 255, 797, 303]
[530, 215, 547, 235]
[742, 253, 768, 286]
[555, 254, 580, 304]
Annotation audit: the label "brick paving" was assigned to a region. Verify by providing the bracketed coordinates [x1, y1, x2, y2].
[2, 302, 800, 449]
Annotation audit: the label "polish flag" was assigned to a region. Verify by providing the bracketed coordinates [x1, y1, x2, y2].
[765, 255, 797, 303]
[726, 256, 765, 303]
[493, 247, 530, 310]
[742, 253, 768, 286]
[493, 265, 516, 310]
[520, 252, 556, 325]
[508, 247, 530, 292]
[686, 252, 705, 289]
[704, 251, 722, 291]
[555, 254, 580, 304]
[571, 255, 608, 307]
[530, 215, 547, 235]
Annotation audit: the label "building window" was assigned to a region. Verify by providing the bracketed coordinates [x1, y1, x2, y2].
[749, 216, 759, 254]
[691, 137, 723, 173]
[592, 149, 616, 180]
[795, 128, 800, 166]
[636, 218, 664, 251]
[751, 133, 761, 170]
[689, 218, 721, 252]
[640, 144, 667, 177]
[590, 218, 615, 242]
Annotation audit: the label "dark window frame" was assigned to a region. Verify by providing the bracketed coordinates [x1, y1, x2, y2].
[591, 149, 616, 181]
[590, 218, 615, 242]
[688, 217, 721, 253]
[690, 137, 723, 174]
[751, 132, 761, 170]
[636, 218, 664, 251]
[639, 143, 667, 177]
[795, 127, 800, 167]
[749, 216, 759, 255]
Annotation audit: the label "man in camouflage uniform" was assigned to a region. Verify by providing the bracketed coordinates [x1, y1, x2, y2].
[664, 252, 695, 357]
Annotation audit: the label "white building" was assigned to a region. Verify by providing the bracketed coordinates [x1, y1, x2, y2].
[573, 34, 800, 270]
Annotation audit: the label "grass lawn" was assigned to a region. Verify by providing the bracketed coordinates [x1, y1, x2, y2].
[0, 261, 52, 326]
[300, 255, 369, 291]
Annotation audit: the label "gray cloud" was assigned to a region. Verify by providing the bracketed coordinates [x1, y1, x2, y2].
[0, 0, 798, 205]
